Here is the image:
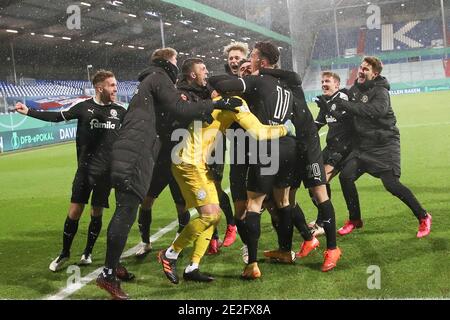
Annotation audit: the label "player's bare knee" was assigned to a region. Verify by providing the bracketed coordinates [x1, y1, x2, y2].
[310, 185, 329, 204]
[68, 203, 84, 219]
[91, 206, 104, 217]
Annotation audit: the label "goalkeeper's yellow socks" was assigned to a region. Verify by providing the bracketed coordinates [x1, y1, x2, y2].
[191, 225, 215, 264]
[172, 214, 220, 254]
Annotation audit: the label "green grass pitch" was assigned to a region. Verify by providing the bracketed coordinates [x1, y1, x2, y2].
[0, 91, 449, 299]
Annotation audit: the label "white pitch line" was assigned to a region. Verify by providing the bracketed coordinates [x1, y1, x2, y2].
[45, 211, 196, 300]
[45, 189, 229, 300]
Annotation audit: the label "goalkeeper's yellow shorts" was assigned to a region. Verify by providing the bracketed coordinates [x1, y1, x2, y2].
[172, 162, 219, 210]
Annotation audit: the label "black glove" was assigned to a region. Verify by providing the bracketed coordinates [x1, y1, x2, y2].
[201, 112, 214, 124]
[332, 97, 350, 111]
[314, 95, 331, 112]
[213, 97, 242, 112]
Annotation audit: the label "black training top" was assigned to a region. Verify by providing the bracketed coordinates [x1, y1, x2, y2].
[315, 89, 354, 149]
[27, 98, 126, 175]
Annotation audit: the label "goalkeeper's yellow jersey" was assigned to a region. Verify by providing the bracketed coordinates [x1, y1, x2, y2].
[174, 96, 288, 167]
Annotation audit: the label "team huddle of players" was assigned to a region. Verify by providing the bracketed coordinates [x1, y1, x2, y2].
[15, 40, 432, 300]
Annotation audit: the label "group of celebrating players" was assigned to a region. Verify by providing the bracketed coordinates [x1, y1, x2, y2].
[15, 39, 432, 300]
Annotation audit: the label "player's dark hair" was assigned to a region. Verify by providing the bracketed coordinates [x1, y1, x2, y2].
[254, 41, 280, 66]
[181, 58, 204, 80]
[363, 56, 383, 74]
[151, 47, 177, 62]
[238, 59, 249, 67]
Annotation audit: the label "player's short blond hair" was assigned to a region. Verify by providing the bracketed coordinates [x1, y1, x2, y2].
[151, 47, 177, 62]
[223, 42, 249, 57]
[321, 71, 341, 83]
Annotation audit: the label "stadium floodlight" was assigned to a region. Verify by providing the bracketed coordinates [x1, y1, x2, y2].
[128, 45, 135, 48]
[105, 42, 113, 45]
[43, 34, 54, 38]
[164, 22, 172, 26]
[90, 40, 100, 44]
[128, 13, 137, 18]
[138, 47, 144, 50]
[62, 37, 71, 40]
[6, 29, 18, 33]
[80, 2, 91, 6]
[215, 35, 221, 38]
[30, 32, 35, 35]
[109, 0, 123, 6]
[193, 29, 199, 33]
[145, 11, 159, 17]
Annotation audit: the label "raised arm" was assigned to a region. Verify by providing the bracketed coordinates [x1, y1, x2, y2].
[15, 102, 77, 122]
[151, 77, 214, 121]
[231, 108, 291, 140]
[259, 68, 302, 86]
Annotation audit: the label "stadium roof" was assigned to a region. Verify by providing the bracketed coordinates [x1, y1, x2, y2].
[0, 0, 291, 76]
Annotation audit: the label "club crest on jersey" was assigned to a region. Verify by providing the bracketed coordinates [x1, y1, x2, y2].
[331, 103, 337, 111]
[197, 189, 207, 200]
[361, 95, 369, 103]
[109, 109, 119, 120]
[90, 119, 116, 130]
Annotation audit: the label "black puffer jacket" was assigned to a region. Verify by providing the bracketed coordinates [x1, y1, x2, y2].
[111, 61, 214, 200]
[339, 76, 399, 148]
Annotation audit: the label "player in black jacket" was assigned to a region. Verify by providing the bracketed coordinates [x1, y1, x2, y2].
[96, 48, 238, 300]
[333, 56, 431, 238]
[15, 70, 126, 272]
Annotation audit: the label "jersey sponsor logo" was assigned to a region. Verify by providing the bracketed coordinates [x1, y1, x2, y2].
[109, 109, 119, 120]
[89, 119, 116, 130]
[325, 114, 338, 123]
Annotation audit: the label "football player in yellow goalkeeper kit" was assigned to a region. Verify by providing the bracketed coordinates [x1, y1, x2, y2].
[158, 96, 295, 283]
